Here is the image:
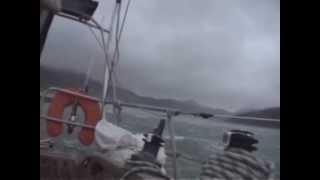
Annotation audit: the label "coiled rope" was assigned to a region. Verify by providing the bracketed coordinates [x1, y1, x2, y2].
[200, 148, 274, 180]
[120, 160, 171, 180]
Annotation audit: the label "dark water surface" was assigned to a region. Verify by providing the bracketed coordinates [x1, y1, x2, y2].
[109, 108, 280, 179]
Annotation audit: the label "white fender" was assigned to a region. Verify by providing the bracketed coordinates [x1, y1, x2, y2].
[95, 119, 167, 168]
[95, 119, 137, 150]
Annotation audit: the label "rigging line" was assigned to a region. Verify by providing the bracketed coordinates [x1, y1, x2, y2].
[106, 62, 119, 103]
[114, 0, 132, 67]
[112, 0, 149, 121]
[104, 3, 118, 70]
[87, 1, 115, 56]
[108, 0, 132, 72]
[88, 3, 119, 118]
[109, 59, 124, 94]
[106, 1, 123, 125]
[108, 0, 132, 100]
[212, 114, 280, 123]
[108, 0, 131, 120]
[112, 74, 119, 105]
[131, 108, 165, 120]
[56, 13, 110, 34]
[117, 101, 164, 120]
[119, 0, 132, 43]
[88, 21, 111, 119]
[111, 0, 128, 124]
[97, 4, 117, 118]
[111, 64, 120, 87]
[101, 2, 119, 119]
[88, 26, 104, 50]
[85, 14, 118, 86]
[83, 10, 114, 91]
[140, 108, 165, 119]
[111, 0, 122, 103]
[82, 54, 96, 90]
[106, 69, 115, 100]
[90, 17, 109, 106]
[110, 72, 120, 123]
[109, 1, 122, 69]
[89, 18, 108, 68]
[99, 0, 113, 27]
[85, 22, 111, 91]
[92, 1, 118, 73]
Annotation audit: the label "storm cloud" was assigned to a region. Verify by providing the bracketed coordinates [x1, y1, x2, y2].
[41, 0, 280, 112]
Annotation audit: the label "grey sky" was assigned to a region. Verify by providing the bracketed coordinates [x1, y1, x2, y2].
[41, 0, 280, 112]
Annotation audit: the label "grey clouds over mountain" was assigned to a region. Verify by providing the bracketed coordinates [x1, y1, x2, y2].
[41, 0, 279, 112]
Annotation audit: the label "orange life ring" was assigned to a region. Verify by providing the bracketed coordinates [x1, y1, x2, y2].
[47, 88, 101, 145]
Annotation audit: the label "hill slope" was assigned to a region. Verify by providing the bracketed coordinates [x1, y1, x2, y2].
[40, 66, 230, 114]
[227, 107, 280, 128]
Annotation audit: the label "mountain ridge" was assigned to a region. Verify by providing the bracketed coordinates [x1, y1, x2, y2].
[226, 107, 280, 128]
[40, 66, 230, 114]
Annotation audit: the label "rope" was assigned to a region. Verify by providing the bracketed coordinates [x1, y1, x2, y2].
[120, 160, 171, 180]
[200, 148, 274, 180]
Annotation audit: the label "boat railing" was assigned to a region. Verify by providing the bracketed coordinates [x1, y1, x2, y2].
[40, 86, 280, 180]
[40, 86, 182, 179]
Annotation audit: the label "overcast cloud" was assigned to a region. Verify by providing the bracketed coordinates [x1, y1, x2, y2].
[40, 0, 280, 112]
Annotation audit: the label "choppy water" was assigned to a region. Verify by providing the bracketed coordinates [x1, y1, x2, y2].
[109, 107, 280, 179]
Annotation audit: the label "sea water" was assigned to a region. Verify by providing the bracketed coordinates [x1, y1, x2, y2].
[112, 108, 280, 179]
